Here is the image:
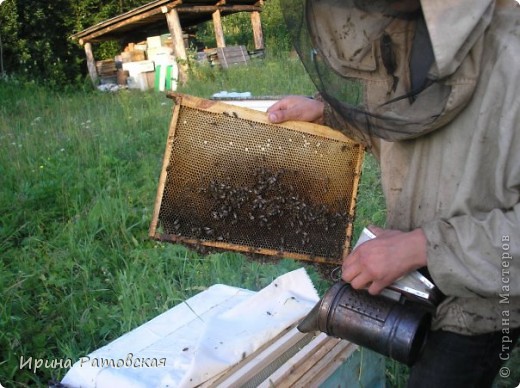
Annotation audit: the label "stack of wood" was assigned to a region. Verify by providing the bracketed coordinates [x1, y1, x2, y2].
[203, 45, 251, 68]
[216, 45, 250, 68]
[95, 59, 117, 83]
[121, 42, 147, 63]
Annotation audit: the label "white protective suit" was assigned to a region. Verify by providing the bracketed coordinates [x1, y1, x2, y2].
[317, 0, 520, 334]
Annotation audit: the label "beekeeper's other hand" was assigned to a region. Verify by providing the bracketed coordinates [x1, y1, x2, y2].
[341, 227, 428, 295]
[267, 96, 324, 124]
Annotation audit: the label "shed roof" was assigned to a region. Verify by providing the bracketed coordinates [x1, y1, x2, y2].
[71, 0, 264, 45]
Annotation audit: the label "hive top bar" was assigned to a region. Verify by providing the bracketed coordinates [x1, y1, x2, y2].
[167, 92, 356, 143]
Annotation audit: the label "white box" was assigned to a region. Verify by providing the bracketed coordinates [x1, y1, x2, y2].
[147, 35, 162, 49]
[147, 47, 174, 65]
[122, 60, 155, 78]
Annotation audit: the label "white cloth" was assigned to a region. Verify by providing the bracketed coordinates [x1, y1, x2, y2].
[211, 91, 252, 99]
[61, 268, 319, 387]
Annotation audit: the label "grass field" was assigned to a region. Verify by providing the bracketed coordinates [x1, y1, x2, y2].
[0, 59, 377, 385]
[1, 57, 518, 387]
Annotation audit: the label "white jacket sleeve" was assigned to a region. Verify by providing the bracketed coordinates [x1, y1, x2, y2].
[423, 204, 520, 298]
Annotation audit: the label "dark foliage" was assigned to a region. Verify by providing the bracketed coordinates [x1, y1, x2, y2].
[0, 0, 151, 89]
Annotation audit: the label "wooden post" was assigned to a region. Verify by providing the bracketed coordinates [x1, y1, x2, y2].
[165, 8, 188, 85]
[212, 9, 226, 48]
[84, 42, 99, 85]
[251, 11, 264, 50]
[212, 9, 226, 47]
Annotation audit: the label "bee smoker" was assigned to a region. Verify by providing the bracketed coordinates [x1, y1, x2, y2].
[298, 281, 434, 365]
[298, 228, 442, 366]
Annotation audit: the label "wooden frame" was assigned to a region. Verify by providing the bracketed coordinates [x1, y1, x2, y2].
[198, 324, 375, 387]
[149, 93, 365, 264]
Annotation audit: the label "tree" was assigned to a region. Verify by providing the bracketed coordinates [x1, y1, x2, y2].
[0, 0, 140, 87]
[0, 0, 20, 77]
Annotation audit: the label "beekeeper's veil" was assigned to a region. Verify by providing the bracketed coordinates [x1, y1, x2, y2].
[281, 0, 495, 141]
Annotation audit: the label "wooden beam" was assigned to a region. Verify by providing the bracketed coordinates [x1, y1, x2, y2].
[251, 11, 264, 50]
[257, 334, 345, 387]
[165, 8, 188, 85]
[72, 0, 178, 41]
[176, 5, 262, 13]
[212, 9, 226, 48]
[75, 7, 165, 43]
[289, 340, 357, 386]
[84, 42, 98, 86]
[203, 326, 312, 387]
[160, 0, 182, 15]
[72, 2, 261, 43]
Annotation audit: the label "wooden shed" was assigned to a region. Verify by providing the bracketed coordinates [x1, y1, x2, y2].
[70, 0, 266, 85]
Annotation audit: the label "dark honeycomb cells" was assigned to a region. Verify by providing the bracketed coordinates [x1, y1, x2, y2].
[160, 167, 349, 258]
[155, 104, 362, 261]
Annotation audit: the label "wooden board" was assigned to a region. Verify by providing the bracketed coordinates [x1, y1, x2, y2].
[199, 325, 386, 387]
[216, 45, 250, 68]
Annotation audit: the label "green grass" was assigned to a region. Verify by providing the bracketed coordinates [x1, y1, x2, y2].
[177, 55, 317, 98]
[0, 63, 347, 386]
[2, 60, 518, 388]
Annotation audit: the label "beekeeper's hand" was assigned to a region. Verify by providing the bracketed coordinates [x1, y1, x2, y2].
[341, 227, 428, 295]
[267, 96, 324, 124]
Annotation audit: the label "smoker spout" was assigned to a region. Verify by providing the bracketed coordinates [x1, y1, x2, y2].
[297, 301, 321, 333]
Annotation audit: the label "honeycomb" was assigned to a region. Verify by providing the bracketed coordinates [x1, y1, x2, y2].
[149, 94, 364, 264]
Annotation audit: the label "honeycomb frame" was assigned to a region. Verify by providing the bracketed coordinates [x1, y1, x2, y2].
[149, 93, 364, 265]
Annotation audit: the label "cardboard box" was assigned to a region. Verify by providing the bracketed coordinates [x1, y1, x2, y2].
[122, 60, 155, 78]
[147, 35, 162, 49]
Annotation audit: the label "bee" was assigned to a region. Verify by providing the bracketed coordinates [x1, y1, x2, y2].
[223, 111, 239, 118]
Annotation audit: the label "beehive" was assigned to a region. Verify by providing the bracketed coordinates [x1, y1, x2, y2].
[149, 93, 364, 265]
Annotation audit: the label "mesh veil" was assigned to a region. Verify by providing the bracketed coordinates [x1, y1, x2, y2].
[280, 0, 480, 141]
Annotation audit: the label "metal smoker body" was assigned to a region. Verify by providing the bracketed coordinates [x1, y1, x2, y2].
[298, 281, 432, 365]
[298, 228, 441, 366]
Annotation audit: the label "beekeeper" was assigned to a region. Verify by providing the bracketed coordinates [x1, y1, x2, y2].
[267, 0, 519, 385]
